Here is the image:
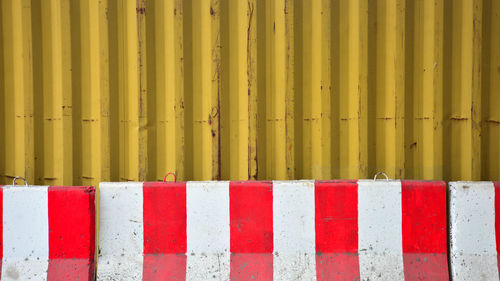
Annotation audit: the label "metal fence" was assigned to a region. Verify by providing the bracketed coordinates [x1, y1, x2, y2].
[0, 0, 499, 186]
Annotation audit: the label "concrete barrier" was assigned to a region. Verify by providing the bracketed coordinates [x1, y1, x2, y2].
[449, 181, 500, 280]
[98, 180, 448, 280]
[0, 185, 96, 281]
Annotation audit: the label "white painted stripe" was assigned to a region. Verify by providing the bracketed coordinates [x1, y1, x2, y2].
[358, 180, 404, 281]
[2, 186, 49, 281]
[273, 180, 316, 281]
[186, 181, 230, 280]
[449, 182, 499, 281]
[97, 182, 144, 281]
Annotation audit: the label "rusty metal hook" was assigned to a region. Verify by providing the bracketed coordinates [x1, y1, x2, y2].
[12, 176, 29, 186]
[163, 172, 177, 182]
[373, 172, 389, 181]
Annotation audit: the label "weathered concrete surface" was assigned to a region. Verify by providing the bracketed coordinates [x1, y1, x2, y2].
[449, 182, 500, 281]
[1, 185, 96, 280]
[98, 180, 448, 280]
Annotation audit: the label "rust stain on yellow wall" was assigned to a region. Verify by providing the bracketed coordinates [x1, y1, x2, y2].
[1, 0, 500, 186]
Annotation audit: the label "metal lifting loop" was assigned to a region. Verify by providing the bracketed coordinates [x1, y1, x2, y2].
[163, 172, 177, 182]
[373, 172, 389, 181]
[12, 176, 29, 186]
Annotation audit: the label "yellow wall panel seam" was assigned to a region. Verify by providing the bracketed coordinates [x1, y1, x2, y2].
[22, 0, 35, 185]
[61, 0, 73, 186]
[320, 0, 332, 180]
[248, 0, 258, 180]
[284, 0, 295, 180]
[137, 0, 148, 182]
[470, 0, 482, 181]
[98, 0, 111, 183]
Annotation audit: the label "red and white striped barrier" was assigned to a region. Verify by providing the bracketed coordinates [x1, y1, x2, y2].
[98, 180, 448, 280]
[0, 185, 96, 281]
[449, 181, 500, 280]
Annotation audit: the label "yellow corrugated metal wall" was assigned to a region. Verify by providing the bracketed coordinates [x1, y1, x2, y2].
[0, 0, 499, 186]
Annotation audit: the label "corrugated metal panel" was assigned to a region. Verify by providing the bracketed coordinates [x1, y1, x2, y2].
[0, 0, 499, 186]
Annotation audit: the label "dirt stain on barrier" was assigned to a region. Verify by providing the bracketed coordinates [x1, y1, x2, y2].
[6, 266, 19, 279]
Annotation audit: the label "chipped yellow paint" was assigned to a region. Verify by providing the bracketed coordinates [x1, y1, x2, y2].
[247, 0, 258, 180]
[1, 0, 499, 184]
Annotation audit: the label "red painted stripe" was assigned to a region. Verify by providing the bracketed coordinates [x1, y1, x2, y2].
[498, 256, 500, 279]
[314, 180, 360, 280]
[494, 182, 500, 275]
[316, 254, 359, 281]
[47, 259, 95, 281]
[229, 181, 273, 253]
[143, 182, 187, 281]
[229, 181, 273, 280]
[48, 186, 96, 281]
[143, 182, 187, 254]
[402, 253, 448, 281]
[230, 254, 273, 281]
[402, 181, 448, 280]
[315, 181, 358, 252]
[143, 255, 186, 281]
